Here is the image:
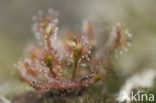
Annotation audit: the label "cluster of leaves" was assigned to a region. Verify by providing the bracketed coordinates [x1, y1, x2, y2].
[17, 9, 132, 98]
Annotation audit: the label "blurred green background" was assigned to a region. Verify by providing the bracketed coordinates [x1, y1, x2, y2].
[0, 0, 156, 102]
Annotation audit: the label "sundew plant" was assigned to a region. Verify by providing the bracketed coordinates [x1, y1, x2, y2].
[17, 9, 132, 103]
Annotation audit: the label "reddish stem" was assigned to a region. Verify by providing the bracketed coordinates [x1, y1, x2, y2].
[72, 61, 78, 80]
[50, 67, 56, 78]
[46, 37, 52, 50]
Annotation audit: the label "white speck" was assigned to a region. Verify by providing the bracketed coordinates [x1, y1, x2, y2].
[87, 58, 90, 61]
[88, 51, 91, 54]
[127, 43, 131, 47]
[81, 63, 87, 67]
[128, 33, 133, 38]
[124, 48, 128, 52]
[119, 51, 123, 55]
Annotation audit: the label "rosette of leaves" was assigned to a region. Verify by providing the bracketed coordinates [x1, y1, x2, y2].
[17, 9, 132, 96]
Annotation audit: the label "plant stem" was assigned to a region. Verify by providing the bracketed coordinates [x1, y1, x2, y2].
[72, 61, 78, 80]
[46, 37, 52, 50]
[50, 66, 56, 78]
